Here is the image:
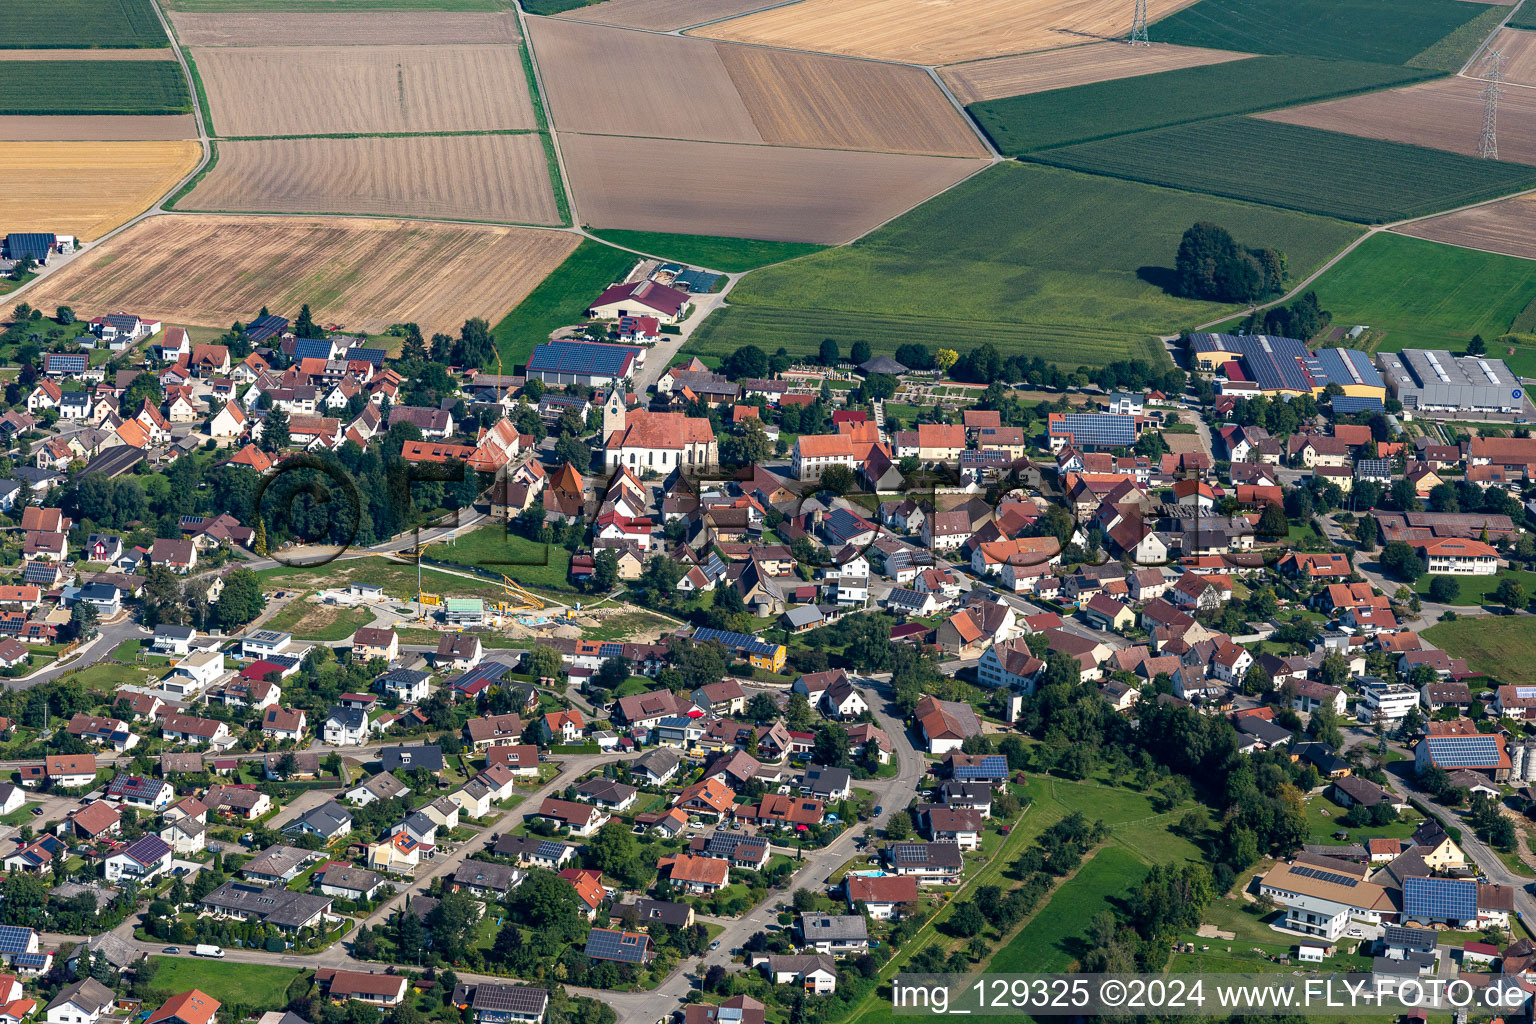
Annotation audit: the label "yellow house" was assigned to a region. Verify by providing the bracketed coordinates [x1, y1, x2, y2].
[750, 645, 787, 673]
[1416, 830, 1465, 871]
[1190, 336, 1242, 372]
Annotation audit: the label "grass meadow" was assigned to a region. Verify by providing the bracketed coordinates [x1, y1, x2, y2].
[694, 162, 1361, 369]
[1424, 613, 1536, 681]
[0, 62, 191, 115]
[987, 845, 1152, 972]
[971, 56, 1438, 154]
[1, 0, 168, 47]
[139, 956, 306, 1008]
[490, 239, 638, 368]
[1033, 117, 1536, 223]
[587, 229, 826, 273]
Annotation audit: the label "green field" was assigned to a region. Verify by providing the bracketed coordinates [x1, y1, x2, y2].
[586, 229, 826, 273]
[1413, 568, 1536, 607]
[1309, 233, 1536, 351]
[1033, 117, 1536, 223]
[971, 56, 1437, 154]
[1424, 614, 1536, 681]
[166, 0, 508, 8]
[261, 598, 379, 641]
[1150, 0, 1491, 64]
[0, 0, 168, 47]
[522, 0, 610, 13]
[0, 61, 192, 115]
[139, 956, 305, 1009]
[694, 162, 1361, 368]
[425, 524, 575, 593]
[491, 239, 639, 369]
[1510, 8, 1536, 30]
[988, 845, 1152, 973]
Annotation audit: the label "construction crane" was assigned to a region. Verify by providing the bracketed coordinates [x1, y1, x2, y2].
[502, 574, 544, 611]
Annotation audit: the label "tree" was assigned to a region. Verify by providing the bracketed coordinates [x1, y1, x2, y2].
[425, 889, 481, 962]
[1467, 334, 1487, 356]
[216, 570, 265, 632]
[591, 549, 620, 593]
[1428, 575, 1460, 603]
[1173, 222, 1283, 302]
[122, 372, 162, 418]
[818, 464, 855, 495]
[811, 724, 850, 767]
[69, 600, 98, 641]
[553, 433, 589, 471]
[948, 901, 985, 937]
[595, 656, 630, 690]
[451, 318, 494, 369]
[1496, 576, 1528, 613]
[1240, 661, 1271, 696]
[261, 406, 291, 453]
[850, 340, 872, 365]
[935, 348, 958, 373]
[525, 644, 562, 681]
[295, 304, 319, 338]
[55, 306, 74, 325]
[1379, 541, 1425, 583]
[722, 345, 769, 381]
[885, 814, 912, 840]
[1257, 501, 1288, 538]
[819, 338, 840, 366]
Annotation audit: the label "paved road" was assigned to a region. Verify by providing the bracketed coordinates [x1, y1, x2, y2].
[5, 618, 148, 691]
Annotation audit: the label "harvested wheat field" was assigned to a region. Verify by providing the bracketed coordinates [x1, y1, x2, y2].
[169, 10, 521, 46]
[195, 44, 536, 136]
[182, 135, 560, 225]
[1258, 77, 1536, 167]
[22, 215, 579, 338]
[2, 141, 199, 240]
[691, 0, 1200, 65]
[560, 133, 988, 243]
[0, 114, 198, 141]
[718, 45, 986, 155]
[940, 42, 1251, 104]
[561, 0, 779, 30]
[529, 18, 982, 155]
[0, 48, 173, 60]
[1396, 194, 1536, 259]
[528, 19, 759, 143]
[1468, 29, 1536, 87]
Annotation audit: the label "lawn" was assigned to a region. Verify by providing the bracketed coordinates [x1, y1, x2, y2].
[1032, 117, 1536, 223]
[971, 56, 1437, 154]
[586, 229, 826, 273]
[1311, 233, 1536, 352]
[139, 956, 305, 1009]
[1413, 568, 1536, 607]
[1149, 0, 1492, 64]
[1304, 792, 1423, 843]
[698, 162, 1362, 369]
[261, 597, 378, 641]
[0, 62, 192, 116]
[1, 0, 168, 46]
[256, 555, 518, 603]
[424, 525, 574, 594]
[987, 845, 1151, 972]
[1424, 614, 1536, 680]
[490, 239, 639, 368]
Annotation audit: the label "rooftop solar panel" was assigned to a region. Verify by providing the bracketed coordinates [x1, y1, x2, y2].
[527, 341, 639, 377]
[1332, 396, 1384, 414]
[293, 338, 333, 361]
[10, 953, 47, 969]
[0, 927, 34, 954]
[1290, 864, 1358, 888]
[1403, 876, 1478, 921]
[1049, 413, 1136, 448]
[246, 315, 289, 344]
[692, 627, 779, 657]
[1423, 735, 1504, 767]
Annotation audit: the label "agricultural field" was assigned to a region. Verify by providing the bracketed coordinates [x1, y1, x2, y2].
[528, 19, 982, 156]
[1507, 4, 1536, 28]
[696, 162, 1362, 366]
[1307, 233, 1536, 351]
[20, 214, 580, 338]
[560, 0, 771, 30]
[168, 10, 522, 45]
[0, 49, 172, 60]
[164, 0, 512, 10]
[192, 44, 537, 136]
[939, 42, 1250, 105]
[490, 238, 640, 367]
[1, 141, 200, 241]
[256, 556, 516, 603]
[0, 0, 168, 48]
[0, 115, 199, 141]
[1472, 28, 1536, 87]
[587, 229, 825, 272]
[559, 133, 988, 244]
[987, 845, 1152, 972]
[1149, 0, 1492, 63]
[971, 56, 1436, 154]
[0, 61, 191, 116]
[1424, 614, 1536, 681]
[1396, 192, 1536, 262]
[1033, 117, 1536, 222]
[691, 0, 1202, 65]
[180, 135, 561, 225]
[1258, 77, 1536, 167]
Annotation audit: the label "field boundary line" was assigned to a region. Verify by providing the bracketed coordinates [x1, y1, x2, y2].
[925, 65, 1000, 159]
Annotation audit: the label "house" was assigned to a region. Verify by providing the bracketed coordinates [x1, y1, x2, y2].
[45, 979, 115, 1024]
[576, 778, 637, 812]
[324, 707, 369, 747]
[1416, 538, 1499, 576]
[452, 861, 521, 899]
[105, 774, 173, 810]
[584, 927, 651, 965]
[763, 954, 837, 994]
[801, 764, 852, 801]
[632, 747, 681, 786]
[149, 538, 197, 574]
[316, 864, 383, 902]
[62, 800, 121, 842]
[436, 634, 483, 672]
[658, 853, 729, 894]
[316, 971, 408, 1007]
[588, 280, 691, 324]
[533, 797, 609, 837]
[283, 801, 352, 841]
[104, 835, 173, 883]
[161, 713, 232, 748]
[203, 784, 271, 820]
[351, 627, 399, 664]
[20, 754, 96, 790]
[147, 992, 220, 1024]
[152, 624, 197, 656]
[261, 706, 307, 742]
[915, 695, 981, 755]
[923, 805, 984, 850]
[449, 985, 549, 1024]
[799, 913, 869, 954]
[882, 841, 963, 883]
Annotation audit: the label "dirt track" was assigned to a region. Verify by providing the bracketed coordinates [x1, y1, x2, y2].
[1395, 193, 1536, 260]
[1257, 77, 1536, 168]
[183, 135, 562, 225]
[194, 44, 537, 136]
[2, 141, 200, 240]
[560, 132, 989, 243]
[940, 42, 1250, 104]
[21, 214, 580, 337]
[168, 10, 522, 46]
[0, 114, 198, 141]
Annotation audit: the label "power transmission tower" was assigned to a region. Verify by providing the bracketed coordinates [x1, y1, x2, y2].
[1479, 49, 1506, 160]
[1130, 0, 1149, 44]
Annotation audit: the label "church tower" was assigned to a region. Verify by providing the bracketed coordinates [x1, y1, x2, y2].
[603, 386, 626, 437]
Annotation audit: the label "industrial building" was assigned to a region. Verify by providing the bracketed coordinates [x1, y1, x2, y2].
[1187, 334, 1384, 400]
[1377, 349, 1522, 414]
[524, 341, 642, 388]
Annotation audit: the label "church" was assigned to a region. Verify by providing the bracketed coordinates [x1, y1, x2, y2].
[601, 388, 717, 475]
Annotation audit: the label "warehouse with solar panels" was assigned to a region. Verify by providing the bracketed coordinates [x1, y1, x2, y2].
[1378, 349, 1522, 414]
[1413, 731, 1511, 781]
[1187, 333, 1385, 400]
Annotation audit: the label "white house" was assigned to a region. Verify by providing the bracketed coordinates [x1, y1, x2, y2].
[104, 835, 173, 884]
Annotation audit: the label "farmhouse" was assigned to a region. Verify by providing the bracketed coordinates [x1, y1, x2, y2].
[587, 280, 691, 324]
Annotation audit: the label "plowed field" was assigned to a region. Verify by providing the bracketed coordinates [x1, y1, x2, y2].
[168, 10, 521, 45]
[559, 133, 988, 243]
[560, 0, 773, 30]
[940, 42, 1249, 104]
[2, 141, 200, 240]
[194, 44, 536, 135]
[1395, 193, 1536, 260]
[1470, 28, 1536, 87]
[21, 215, 579, 338]
[0, 114, 198, 140]
[181, 135, 561, 224]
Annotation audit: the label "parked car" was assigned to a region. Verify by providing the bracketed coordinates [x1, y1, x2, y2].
[163, 947, 180, 955]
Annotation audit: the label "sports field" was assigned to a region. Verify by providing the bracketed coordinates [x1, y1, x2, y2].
[1150, 0, 1491, 63]
[2, 141, 200, 240]
[1306, 232, 1536, 351]
[0, 0, 168, 47]
[696, 162, 1362, 367]
[940, 42, 1251, 105]
[0, 61, 191, 115]
[987, 845, 1151, 973]
[22, 214, 580, 338]
[1033, 117, 1536, 222]
[972, 55, 1436, 154]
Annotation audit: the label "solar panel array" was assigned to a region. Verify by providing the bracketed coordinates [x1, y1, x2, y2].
[1424, 735, 1504, 768]
[1049, 413, 1136, 448]
[472, 986, 548, 1015]
[10, 953, 46, 970]
[1517, 687, 1536, 700]
[1383, 925, 1436, 950]
[891, 844, 929, 864]
[293, 338, 333, 361]
[44, 354, 87, 374]
[1288, 864, 1358, 888]
[246, 314, 289, 343]
[0, 927, 34, 954]
[1232, 335, 1312, 393]
[693, 626, 779, 657]
[451, 661, 511, 692]
[527, 341, 638, 377]
[346, 347, 386, 366]
[585, 927, 648, 963]
[1403, 876, 1478, 921]
[21, 564, 55, 584]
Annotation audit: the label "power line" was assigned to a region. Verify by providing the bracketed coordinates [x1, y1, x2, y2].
[1479, 49, 1505, 160]
[1130, 0, 1149, 45]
